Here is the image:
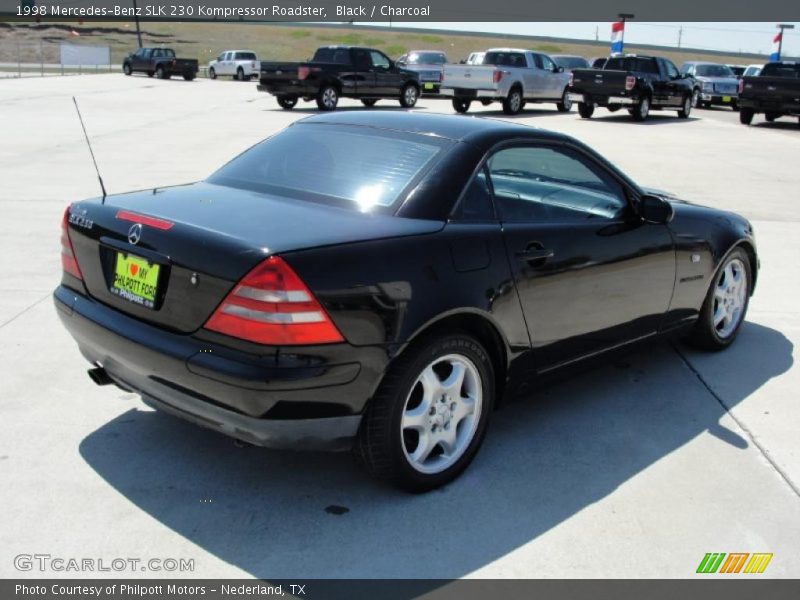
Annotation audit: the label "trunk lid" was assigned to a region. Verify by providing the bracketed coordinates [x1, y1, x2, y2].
[570, 68, 630, 94]
[442, 64, 497, 90]
[67, 182, 443, 333]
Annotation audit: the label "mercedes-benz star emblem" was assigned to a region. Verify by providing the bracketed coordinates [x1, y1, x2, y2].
[128, 223, 143, 245]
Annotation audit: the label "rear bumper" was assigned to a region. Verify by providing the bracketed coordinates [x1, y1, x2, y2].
[568, 92, 635, 105]
[257, 82, 315, 97]
[739, 97, 800, 115]
[440, 88, 497, 99]
[53, 285, 389, 451]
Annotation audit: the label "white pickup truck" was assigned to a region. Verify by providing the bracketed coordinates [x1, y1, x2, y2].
[441, 48, 572, 115]
[208, 50, 260, 81]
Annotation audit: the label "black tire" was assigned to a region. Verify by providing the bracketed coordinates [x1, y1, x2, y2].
[183, 72, 195, 81]
[123, 63, 132, 76]
[502, 87, 524, 115]
[353, 333, 495, 492]
[556, 88, 573, 112]
[677, 94, 692, 119]
[316, 84, 339, 111]
[577, 102, 594, 119]
[399, 83, 419, 108]
[765, 112, 779, 122]
[361, 98, 378, 107]
[452, 98, 472, 113]
[691, 88, 700, 108]
[739, 107, 754, 125]
[209, 67, 216, 80]
[156, 66, 168, 80]
[685, 248, 751, 352]
[277, 96, 298, 110]
[480, 99, 493, 106]
[632, 95, 650, 121]
[236, 67, 245, 81]
[146, 71, 154, 78]
[731, 100, 739, 112]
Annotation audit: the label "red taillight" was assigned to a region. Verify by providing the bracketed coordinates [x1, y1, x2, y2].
[738, 79, 745, 94]
[492, 70, 504, 84]
[61, 206, 83, 280]
[205, 256, 344, 346]
[625, 76, 636, 91]
[298, 66, 310, 80]
[116, 210, 174, 230]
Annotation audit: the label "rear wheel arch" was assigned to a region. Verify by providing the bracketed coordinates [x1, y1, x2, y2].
[390, 311, 510, 406]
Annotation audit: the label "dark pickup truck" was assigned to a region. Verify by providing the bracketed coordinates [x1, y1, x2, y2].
[123, 47, 198, 81]
[738, 62, 800, 126]
[257, 46, 421, 111]
[567, 55, 695, 121]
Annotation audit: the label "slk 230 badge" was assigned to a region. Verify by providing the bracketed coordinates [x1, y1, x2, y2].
[68, 211, 94, 230]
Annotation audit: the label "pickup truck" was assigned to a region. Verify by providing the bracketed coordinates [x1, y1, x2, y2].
[738, 62, 800, 126]
[209, 50, 259, 81]
[122, 47, 198, 81]
[257, 46, 421, 111]
[440, 48, 572, 115]
[568, 55, 694, 121]
[396, 50, 447, 95]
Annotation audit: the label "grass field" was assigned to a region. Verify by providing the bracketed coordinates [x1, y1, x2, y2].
[0, 21, 767, 68]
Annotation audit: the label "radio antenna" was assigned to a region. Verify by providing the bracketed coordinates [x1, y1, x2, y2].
[72, 96, 107, 201]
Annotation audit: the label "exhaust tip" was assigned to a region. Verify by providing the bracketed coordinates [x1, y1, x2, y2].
[87, 367, 114, 386]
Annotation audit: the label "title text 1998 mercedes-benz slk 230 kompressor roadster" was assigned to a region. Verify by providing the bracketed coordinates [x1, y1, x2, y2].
[56, 112, 758, 491]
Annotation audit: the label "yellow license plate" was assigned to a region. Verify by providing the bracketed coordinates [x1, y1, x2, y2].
[111, 252, 160, 309]
[722, 96, 731, 102]
[424, 83, 435, 90]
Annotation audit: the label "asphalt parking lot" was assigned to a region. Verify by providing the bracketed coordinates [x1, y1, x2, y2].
[1, 74, 799, 579]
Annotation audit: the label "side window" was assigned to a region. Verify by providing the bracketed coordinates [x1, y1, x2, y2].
[370, 51, 391, 69]
[456, 169, 495, 221]
[352, 49, 371, 70]
[487, 146, 627, 223]
[541, 55, 556, 72]
[664, 60, 680, 79]
[532, 54, 543, 69]
[152, 49, 162, 58]
[133, 49, 144, 58]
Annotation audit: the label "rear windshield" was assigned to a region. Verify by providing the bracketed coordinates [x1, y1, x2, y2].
[235, 52, 256, 61]
[695, 64, 734, 77]
[312, 47, 351, 64]
[208, 124, 449, 212]
[484, 52, 527, 68]
[407, 52, 447, 65]
[760, 63, 800, 78]
[605, 57, 658, 74]
[554, 56, 589, 69]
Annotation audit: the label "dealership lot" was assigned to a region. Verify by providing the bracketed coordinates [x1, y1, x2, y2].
[1, 74, 799, 578]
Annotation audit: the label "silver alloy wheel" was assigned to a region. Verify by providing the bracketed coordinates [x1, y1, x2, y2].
[691, 89, 700, 107]
[562, 91, 572, 110]
[713, 257, 747, 339]
[322, 87, 337, 109]
[404, 85, 418, 106]
[509, 91, 522, 113]
[640, 97, 649, 118]
[400, 353, 483, 474]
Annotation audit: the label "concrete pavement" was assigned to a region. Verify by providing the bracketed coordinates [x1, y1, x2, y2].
[0, 74, 798, 579]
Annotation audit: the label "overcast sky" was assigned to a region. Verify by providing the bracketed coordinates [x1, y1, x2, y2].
[373, 22, 799, 57]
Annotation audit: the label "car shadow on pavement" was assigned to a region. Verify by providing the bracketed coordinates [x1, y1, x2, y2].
[79, 322, 792, 580]
[267, 105, 431, 114]
[578, 113, 701, 125]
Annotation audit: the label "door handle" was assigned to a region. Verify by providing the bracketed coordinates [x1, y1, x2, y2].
[516, 243, 554, 265]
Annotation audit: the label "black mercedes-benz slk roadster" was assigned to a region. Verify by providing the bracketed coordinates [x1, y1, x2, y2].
[56, 112, 758, 491]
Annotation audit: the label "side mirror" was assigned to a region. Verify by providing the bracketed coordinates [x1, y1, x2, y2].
[556, 66, 564, 73]
[639, 194, 674, 224]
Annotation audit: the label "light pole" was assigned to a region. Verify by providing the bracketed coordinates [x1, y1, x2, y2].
[132, 0, 143, 48]
[775, 23, 795, 60]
